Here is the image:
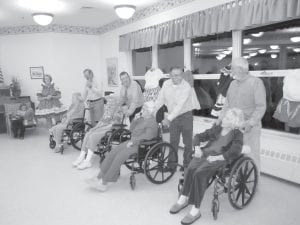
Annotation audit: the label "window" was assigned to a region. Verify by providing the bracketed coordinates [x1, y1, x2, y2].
[132, 47, 152, 76]
[243, 19, 300, 134]
[191, 32, 232, 74]
[158, 41, 184, 73]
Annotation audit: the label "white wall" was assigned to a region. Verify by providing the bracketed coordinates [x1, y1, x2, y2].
[0, 33, 101, 106]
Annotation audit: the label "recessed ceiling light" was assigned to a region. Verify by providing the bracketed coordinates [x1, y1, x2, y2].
[32, 13, 53, 26]
[249, 52, 257, 57]
[271, 54, 278, 59]
[216, 55, 223, 60]
[290, 36, 300, 43]
[227, 47, 233, 51]
[258, 49, 267, 54]
[251, 32, 264, 37]
[219, 53, 226, 58]
[293, 48, 300, 53]
[270, 45, 280, 50]
[193, 43, 201, 47]
[243, 38, 252, 45]
[243, 55, 250, 59]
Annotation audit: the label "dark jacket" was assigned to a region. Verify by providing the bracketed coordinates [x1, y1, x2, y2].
[193, 125, 243, 163]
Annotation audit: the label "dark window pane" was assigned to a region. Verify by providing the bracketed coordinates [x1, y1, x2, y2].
[243, 19, 300, 70]
[191, 32, 232, 74]
[158, 41, 184, 73]
[132, 47, 152, 76]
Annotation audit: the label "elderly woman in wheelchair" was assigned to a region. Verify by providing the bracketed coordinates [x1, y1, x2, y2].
[72, 94, 124, 169]
[85, 101, 158, 191]
[170, 108, 258, 225]
[49, 93, 84, 152]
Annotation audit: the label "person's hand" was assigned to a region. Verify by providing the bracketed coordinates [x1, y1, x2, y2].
[207, 155, 224, 163]
[86, 82, 92, 89]
[194, 146, 203, 158]
[126, 141, 133, 148]
[215, 118, 222, 126]
[242, 121, 253, 133]
[162, 118, 170, 127]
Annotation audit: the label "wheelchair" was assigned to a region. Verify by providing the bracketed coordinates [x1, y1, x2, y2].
[49, 108, 93, 154]
[177, 146, 258, 220]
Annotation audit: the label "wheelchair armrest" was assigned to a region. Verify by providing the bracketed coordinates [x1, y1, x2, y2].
[112, 123, 127, 129]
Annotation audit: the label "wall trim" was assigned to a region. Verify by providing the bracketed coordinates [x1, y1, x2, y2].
[0, 0, 197, 36]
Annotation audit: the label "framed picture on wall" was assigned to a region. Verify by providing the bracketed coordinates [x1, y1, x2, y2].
[30, 66, 44, 79]
[106, 58, 118, 87]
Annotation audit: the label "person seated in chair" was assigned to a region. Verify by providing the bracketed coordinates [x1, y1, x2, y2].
[169, 108, 244, 225]
[49, 92, 84, 152]
[85, 101, 158, 191]
[11, 103, 35, 139]
[72, 94, 124, 169]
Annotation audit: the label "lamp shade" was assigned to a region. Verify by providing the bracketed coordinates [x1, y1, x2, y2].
[114, 5, 136, 19]
[32, 13, 54, 26]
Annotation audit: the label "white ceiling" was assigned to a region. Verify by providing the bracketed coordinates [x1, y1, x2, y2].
[0, 0, 162, 27]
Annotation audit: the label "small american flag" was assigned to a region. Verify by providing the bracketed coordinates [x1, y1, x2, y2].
[0, 67, 4, 83]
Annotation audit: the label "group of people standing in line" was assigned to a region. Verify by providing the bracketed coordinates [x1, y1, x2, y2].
[48, 56, 266, 225]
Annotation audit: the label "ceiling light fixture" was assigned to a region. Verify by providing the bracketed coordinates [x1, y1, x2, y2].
[293, 48, 300, 53]
[251, 32, 264, 37]
[271, 54, 278, 59]
[258, 49, 267, 54]
[32, 13, 53, 26]
[192, 43, 201, 47]
[243, 38, 252, 45]
[290, 36, 300, 43]
[249, 52, 258, 57]
[114, 5, 136, 19]
[270, 45, 280, 50]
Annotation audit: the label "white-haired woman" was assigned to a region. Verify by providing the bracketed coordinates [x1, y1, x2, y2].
[49, 92, 84, 152]
[169, 108, 245, 225]
[86, 101, 158, 191]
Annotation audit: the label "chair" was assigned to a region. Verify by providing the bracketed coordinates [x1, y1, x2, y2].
[4, 102, 37, 136]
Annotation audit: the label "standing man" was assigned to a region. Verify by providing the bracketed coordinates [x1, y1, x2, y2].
[119, 71, 144, 122]
[217, 57, 266, 172]
[83, 69, 104, 127]
[154, 67, 198, 168]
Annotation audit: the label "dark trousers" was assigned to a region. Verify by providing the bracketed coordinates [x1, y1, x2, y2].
[11, 118, 25, 138]
[169, 111, 193, 168]
[88, 98, 104, 127]
[129, 106, 142, 122]
[182, 157, 225, 208]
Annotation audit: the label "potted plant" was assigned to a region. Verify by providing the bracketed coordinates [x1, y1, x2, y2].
[10, 77, 21, 97]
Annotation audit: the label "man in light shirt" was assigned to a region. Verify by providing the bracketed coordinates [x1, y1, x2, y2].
[217, 57, 266, 173]
[118, 71, 144, 122]
[83, 69, 104, 127]
[154, 67, 197, 168]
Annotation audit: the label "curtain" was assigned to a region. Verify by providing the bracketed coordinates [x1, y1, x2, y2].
[119, 0, 300, 51]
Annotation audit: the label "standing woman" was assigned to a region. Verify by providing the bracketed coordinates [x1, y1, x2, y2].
[83, 69, 104, 127]
[35, 74, 67, 125]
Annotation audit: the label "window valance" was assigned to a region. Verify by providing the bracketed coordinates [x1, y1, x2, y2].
[119, 0, 300, 51]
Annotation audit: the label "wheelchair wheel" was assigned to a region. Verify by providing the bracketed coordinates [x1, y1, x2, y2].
[211, 198, 219, 220]
[70, 122, 92, 150]
[144, 142, 177, 184]
[228, 156, 258, 209]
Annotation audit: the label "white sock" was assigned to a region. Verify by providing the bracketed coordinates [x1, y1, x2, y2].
[189, 206, 200, 216]
[177, 195, 188, 205]
[84, 149, 94, 162]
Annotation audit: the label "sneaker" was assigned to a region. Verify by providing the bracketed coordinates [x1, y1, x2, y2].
[181, 211, 201, 225]
[77, 160, 92, 170]
[169, 202, 189, 214]
[86, 178, 107, 192]
[72, 157, 85, 167]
